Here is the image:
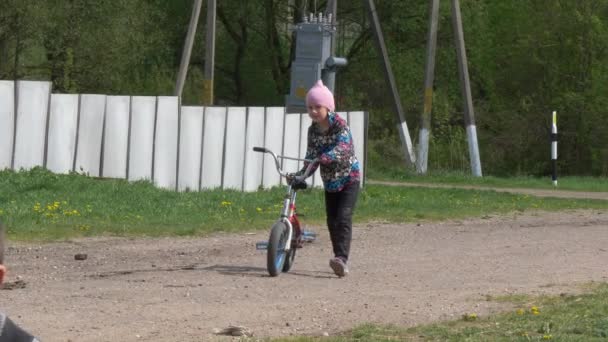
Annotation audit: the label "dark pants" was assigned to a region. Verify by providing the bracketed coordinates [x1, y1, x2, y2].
[324, 181, 359, 262]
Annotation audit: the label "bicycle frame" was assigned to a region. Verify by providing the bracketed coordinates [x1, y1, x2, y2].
[253, 147, 318, 253]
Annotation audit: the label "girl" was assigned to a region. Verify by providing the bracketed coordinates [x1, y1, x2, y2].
[294, 80, 360, 277]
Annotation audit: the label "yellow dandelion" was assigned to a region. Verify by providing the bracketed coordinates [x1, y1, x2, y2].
[221, 201, 232, 206]
[516, 309, 524, 315]
[543, 335, 552, 340]
[463, 313, 477, 321]
[256, 207, 262, 212]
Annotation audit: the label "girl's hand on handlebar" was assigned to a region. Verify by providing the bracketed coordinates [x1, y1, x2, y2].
[285, 173, 296, 184]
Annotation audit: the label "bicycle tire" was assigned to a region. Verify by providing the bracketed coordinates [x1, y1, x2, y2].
[267, 221, 289, 277]
[282, 245, 296, 273]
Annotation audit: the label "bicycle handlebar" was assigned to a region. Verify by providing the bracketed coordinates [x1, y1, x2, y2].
[253, 146, 317, 181]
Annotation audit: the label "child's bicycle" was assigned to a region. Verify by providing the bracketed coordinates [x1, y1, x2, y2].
[253, 147, 318, 277]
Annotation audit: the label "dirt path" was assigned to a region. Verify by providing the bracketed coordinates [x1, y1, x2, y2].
[367, 180, 608, 201]
[2, 207, 607, 341]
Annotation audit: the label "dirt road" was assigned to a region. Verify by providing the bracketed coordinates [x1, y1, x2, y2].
[2, 206, 607, 341]
[367, 180, 608, 201]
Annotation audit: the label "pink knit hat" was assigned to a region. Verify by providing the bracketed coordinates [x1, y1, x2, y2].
[305, 80, 335, 112]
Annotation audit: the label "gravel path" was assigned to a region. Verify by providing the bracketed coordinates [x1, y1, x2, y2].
[2, 206, 607, 341]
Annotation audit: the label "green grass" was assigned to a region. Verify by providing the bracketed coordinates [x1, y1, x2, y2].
[268, 283, 608, 341]
[1, 167, 607, 240]
[368, 167, 608, 192]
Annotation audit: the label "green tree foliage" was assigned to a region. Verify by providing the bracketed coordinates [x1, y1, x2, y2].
[0, 0, 607, 176]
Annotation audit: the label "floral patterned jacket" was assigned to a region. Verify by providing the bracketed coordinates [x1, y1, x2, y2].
[297, 112, 360, 192]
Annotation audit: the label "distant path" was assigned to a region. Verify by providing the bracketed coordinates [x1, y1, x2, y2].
[367, 180, 608, 201]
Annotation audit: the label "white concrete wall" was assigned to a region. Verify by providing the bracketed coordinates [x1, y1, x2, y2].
[0, 80, 368, 192]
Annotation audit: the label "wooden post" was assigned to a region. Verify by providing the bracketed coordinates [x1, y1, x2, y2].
[364, 0, 416, 166]
[175, 0, 203, 98]
[551, 111, 558, 186]
[416, 0, 440, 174]
[451, 0, 482, 176]
[202, 0, 216, 105]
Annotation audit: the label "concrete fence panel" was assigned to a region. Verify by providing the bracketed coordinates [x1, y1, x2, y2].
[47, 94, 79, 174]
[0, 81, 14, 169]
[102, 96, 130, 179]
[177, 106, 204, 192]
[153, 96, 179, 190]
[201, 107, 226, 189]
[262, 107, 285, 189]
[298, 114, 311, 170]
[282, 113, 301, 180]
[242, 107, 265, 192]
[13, 81, 51, 170]
[223, 107, 247, 190]
[128, 96, 156, 181]
[75, 94, 106, 176]
[348, 111, 367, 186]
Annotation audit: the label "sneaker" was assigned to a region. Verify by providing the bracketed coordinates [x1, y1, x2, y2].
[329, 257, 349, 277]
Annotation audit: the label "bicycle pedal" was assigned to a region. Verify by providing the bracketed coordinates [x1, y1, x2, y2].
[302, 230, 317, 242]
[256, 241, 268, 250]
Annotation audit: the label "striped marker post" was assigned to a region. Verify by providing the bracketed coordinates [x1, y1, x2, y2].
[551, 111, 558, 186]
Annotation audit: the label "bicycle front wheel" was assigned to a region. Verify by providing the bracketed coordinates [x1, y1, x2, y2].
[267, 221, 289, 277]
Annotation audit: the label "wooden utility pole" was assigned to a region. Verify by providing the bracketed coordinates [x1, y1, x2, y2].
[363, 0, 416, 166]
[416, 0, 482, 176]
[416, 0, 440, 174]
[202, 0, 216, 105]
[175, 0, 203, 97]
[451, 0, 482, 176]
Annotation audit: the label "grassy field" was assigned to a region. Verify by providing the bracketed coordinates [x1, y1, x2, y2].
[273, 283, 608, 341]
[0, 168, 607, 240]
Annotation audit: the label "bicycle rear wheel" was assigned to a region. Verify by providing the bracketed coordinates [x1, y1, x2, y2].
[267, 222, 289, 277]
